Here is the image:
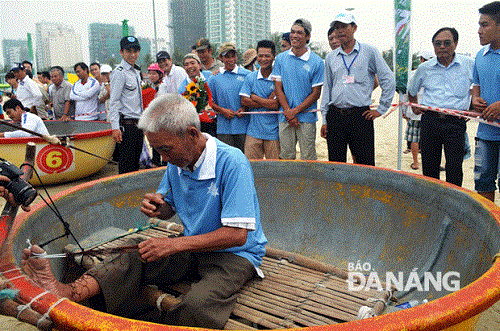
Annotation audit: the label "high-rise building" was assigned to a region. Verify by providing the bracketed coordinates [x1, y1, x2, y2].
[88, 23, 136, 67]
[169, 0, 270, 57]
[170, 0, 206, 56]
[88, 23, 152, 68]
[205, 0, 270, 51]
[2, 39, 31, 70]
[35, 22, 83, 71]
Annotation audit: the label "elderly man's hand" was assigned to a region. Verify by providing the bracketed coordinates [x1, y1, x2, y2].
[0, 175, 31, 212]
[138, 237, 180, 262]
[141, 193, 166, 218]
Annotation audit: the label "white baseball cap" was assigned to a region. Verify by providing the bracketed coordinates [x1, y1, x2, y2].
[100, 64, 112, 73]
[331, 12, 357, 26]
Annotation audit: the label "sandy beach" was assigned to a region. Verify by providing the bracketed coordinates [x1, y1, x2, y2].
[1, 89, 499, 329]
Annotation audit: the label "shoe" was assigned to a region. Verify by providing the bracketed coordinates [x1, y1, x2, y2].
[410, 163, 419, 170]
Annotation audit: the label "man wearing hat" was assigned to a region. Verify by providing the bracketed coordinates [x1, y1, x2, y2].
[156, 51, 187, 95]
[10, 63, 44, 117]
[208, 42, 251, 152]
[109, 36, 144, 174]
[272, 18, 324, 160]
[194, 38, 223, 73]
[320, 12, 395, 166]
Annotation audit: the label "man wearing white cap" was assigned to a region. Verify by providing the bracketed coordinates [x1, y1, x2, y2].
[320, 12, 395, 166]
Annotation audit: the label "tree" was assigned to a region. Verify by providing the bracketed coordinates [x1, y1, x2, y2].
[269, 31, 284, 55]
[382, 49, 394, 71]
[309, 41, 327, 59]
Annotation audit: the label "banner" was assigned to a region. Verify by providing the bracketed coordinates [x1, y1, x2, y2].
[394, 0, 411, 94]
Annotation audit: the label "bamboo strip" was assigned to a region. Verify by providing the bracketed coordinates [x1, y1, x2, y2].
[225, 318, 256, 330]
[240, 287, 337, 325]
[232, 303, 296, 329]
[239, 288, 336, 326]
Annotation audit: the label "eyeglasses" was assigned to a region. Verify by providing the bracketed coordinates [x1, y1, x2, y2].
[433, 40, 453, 47]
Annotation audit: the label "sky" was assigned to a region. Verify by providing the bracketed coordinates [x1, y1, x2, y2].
[0, 0, 488, 66]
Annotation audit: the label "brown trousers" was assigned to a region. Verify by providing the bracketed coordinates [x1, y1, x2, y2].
[88, 238, 256, 329]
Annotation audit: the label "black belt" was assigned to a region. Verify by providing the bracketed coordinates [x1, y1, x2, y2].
[329, 105, 369, 115]
[423, 111, 464, 121]
[120, 114, 139, 125]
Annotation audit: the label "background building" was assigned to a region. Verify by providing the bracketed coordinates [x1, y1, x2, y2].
[205, 0, 270, 51]
[170, 0, 206, 56]
[2, 39, 31, 71]
[169, 0, 270, 58]
[88, 23, 136, 67]
[35, 22, 83, 71]
[88, 23, 152, 68]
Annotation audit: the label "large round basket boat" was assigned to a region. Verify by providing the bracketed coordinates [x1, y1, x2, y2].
[2, 160, 500, 330]
[0, 120, 114, 186]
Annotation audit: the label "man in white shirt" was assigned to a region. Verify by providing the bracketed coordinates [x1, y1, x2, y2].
[156, 51, 188, 95]
[70, 62, 100, 121]
[10, 63, 43, 116]
[0, 98, 49, 138]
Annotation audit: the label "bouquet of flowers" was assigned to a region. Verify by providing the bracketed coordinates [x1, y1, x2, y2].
[181, 76, 215, 122]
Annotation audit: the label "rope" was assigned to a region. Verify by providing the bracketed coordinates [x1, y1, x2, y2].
[0, 267, 22, 276]
[36, 297, 68, 329]
[16, 290, 50, 320]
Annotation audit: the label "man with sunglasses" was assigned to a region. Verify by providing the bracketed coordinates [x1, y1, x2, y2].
[408, 27, 474, 187]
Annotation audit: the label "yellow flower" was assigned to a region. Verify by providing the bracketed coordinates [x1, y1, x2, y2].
[186, 82, 198, 95]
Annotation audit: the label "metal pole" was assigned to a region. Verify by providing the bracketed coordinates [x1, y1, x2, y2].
[152, 0, 159, 55]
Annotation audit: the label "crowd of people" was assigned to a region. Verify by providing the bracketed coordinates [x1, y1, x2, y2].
[1, 2, 500, 198]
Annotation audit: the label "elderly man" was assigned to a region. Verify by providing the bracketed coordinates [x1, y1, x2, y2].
[471, 1, 500, 201]
[48, 66, 74, 121]
[320, 12, 395, 166]
[0, 99, 49, 138]
[156, 51, 188, 95]
[194, 38, 223, 73]
[70, 62, 100, 121]
[22, 94, 266, 329]
[272, 18, 324, 160]
[408, 27, 474, 187]
[10, 63, 43, 116]
[178, 53, 216, 136]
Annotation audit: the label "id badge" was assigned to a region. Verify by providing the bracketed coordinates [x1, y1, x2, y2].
[343, 75, 355, 84]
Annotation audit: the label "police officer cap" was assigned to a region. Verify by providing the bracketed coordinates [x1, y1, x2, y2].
[120, 36, 141, 50]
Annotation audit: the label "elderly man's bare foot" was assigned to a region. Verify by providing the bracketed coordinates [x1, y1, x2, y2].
[21, 245, 73, 299]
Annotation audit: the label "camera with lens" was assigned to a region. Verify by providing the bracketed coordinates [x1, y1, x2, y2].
[0, 158, 37, 207]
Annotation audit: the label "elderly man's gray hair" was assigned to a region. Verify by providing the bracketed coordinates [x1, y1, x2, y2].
[138, 94, 200, 134]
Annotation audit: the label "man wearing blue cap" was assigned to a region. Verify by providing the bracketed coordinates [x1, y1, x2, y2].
[109, 36, 144, 174]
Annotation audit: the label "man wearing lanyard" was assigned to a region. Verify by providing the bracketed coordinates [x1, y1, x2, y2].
[109, 36, 144, 174]
[320, 12, 395, 166]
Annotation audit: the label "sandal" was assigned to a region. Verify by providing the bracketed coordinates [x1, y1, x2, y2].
[410, 163, 419, 170]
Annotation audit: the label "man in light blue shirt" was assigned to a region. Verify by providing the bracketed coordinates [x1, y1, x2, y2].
[320, 12, 395, 166]
[408, 27, 474, 187]
[272, 18, 324, 160]
[208, 42, 251, 152]
[240, 40, 280, 159]
[471, 2, 500, 201]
